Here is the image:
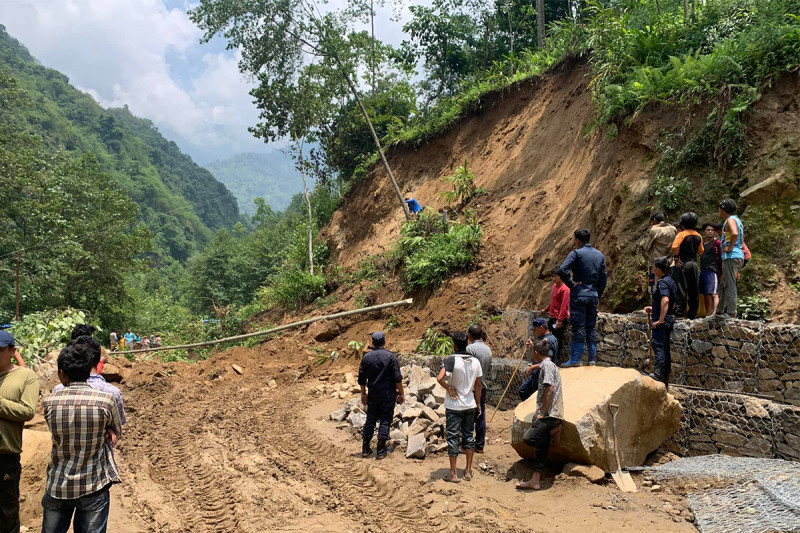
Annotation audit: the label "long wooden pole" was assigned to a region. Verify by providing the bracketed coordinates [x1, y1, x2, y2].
[121, 298, 413, 355]
[15, 253, 21, 321]
[489, 345, 529, 422]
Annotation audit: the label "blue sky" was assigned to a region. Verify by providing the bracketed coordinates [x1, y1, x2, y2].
[0, 0, 416, 164]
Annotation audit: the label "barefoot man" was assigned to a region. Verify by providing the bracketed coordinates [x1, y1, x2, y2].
[516, 340, 563, 490]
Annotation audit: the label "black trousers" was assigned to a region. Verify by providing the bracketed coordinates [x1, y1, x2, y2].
[674, 261, 700, 319]
[522, 417, 562, 473]
[363, 396, 394, 445]
[652, 324, 673, 385]
[547, 317, 566, 365]
[0, 454, 21, 533]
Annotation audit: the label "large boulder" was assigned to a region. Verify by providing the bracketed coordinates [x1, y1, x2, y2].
[511, 366, 682, 472]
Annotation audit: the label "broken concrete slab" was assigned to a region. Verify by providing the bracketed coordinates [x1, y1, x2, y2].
[347, 411, 366, 430]
[401, 407, 422, 421]
[405, 418, 432, 437]
[390, 429, 407, 443]
[329, 409, 347, 422]
[419, 405, 439, 422]
[511, 367, 682, 472]
[432, 383, 447, 404]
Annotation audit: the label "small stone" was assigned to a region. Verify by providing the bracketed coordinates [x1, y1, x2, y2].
[651, 485, 662, 492]
[347, 411, 366, 430]
[329, 409, 347, 422]
[406, 433, 426, 458]
[642, 480, 653, 487]
[268, 379, 277, 389]
[402, 408, 422, 421]
[420, 405, 439, 422]
[231, 364, 244, 375]
[390, 429, 407, 443]
[562, 463, 605, 484]
[338, 390, 349, 399]
[436, 404, 446, 417]
[344, 372, 358, 387]
[424, 394, 437, 408]
[406, 418, 432, 437]
[432, 383, 447, 404]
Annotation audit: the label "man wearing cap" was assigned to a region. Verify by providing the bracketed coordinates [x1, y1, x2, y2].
[0, 330, 40, 533]
[557, 229, 607, 367]
[358, 332, 404, 459]
[518, 319, 558, 401]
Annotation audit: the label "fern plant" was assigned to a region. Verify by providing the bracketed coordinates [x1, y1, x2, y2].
[439, 160, 486, 210]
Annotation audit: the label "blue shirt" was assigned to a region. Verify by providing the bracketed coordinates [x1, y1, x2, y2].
[358, 347, 402, 398]
[652, 275, 677, 325]
[721, 215, 744, 260]
[539, 333, 558, 359]
[405, 198, 423, 214]
[558, 244, 608, 299]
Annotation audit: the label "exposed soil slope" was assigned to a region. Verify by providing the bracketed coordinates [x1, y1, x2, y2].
[323, 60, 800, 320]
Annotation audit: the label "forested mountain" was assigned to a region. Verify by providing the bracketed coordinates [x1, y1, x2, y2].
[0, 25, 240, 262]
[204, 151, 307, 215]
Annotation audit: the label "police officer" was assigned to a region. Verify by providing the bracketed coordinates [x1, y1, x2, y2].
[557, 229, 608, 367]
[645, 257, 677, 386]
[358, 332, 404, 459]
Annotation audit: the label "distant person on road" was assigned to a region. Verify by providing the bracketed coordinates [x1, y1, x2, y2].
[109, 330, 119, 351]
[0, 330, 39, 533]
[518, 318, 559, 402]
[358, 332, 404, 460]
[541, 269, 569, 362]
[437, 331, 482, 483]
[700, 223, 723, 317]
[557, 229, 607, 367]
[516, 340, 563, 491]
[672, 212, 704, 319]
[53, 336, 127, 427]
[646, 212, 677, 293]
[718, 199, 745, 317]
[42, 342, 123, 533]
[645, 257, 677, 386]
[404, 197, 423, 215]
[464, 324, 492, 454]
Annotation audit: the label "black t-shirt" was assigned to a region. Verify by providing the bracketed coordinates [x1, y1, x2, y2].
[652, 275, 678, 324]
[358, 347, 402, 397]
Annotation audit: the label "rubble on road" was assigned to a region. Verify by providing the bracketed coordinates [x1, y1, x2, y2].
[328, 365, 452, 459]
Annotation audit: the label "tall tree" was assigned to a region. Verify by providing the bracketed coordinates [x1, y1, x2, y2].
[189, 0, 411, 219]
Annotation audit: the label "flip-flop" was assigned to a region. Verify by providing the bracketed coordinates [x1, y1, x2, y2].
[464, 471, 473, 481]
[443, 474, 461, 483]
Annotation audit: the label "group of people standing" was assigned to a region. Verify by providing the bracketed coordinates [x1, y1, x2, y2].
[109, 329, 161, 351]
[0, 325, 126, 533]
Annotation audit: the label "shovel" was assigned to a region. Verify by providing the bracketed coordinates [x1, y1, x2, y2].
[608, 403, 637, 493]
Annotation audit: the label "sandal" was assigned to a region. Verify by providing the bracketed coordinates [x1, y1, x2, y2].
[464, 470, 473, 481]
[443, 474, 461, 483]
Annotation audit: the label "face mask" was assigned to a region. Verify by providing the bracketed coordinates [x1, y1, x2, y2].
[96, 361, 105, 374]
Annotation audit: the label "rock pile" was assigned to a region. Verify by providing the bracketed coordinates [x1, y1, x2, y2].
[329, 365, 451, 459]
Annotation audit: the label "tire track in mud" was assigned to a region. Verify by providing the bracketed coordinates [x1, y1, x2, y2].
[129, 378, 441, 532]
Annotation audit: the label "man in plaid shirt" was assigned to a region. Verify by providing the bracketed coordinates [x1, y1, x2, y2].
[42, 343, 123, 533]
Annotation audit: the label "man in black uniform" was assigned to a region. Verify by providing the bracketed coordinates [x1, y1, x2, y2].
[645, 257, 678, 386]
[358, 332, 405, 459]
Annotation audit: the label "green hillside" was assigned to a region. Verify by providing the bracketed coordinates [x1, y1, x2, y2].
[0, 25, 240, 262]
[204, 151, 307, 216]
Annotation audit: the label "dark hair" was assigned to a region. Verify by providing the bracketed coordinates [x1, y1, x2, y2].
[451, 331, 468, 351]
[70, 324, 97, 340]
[533, 340, 551, 357]
[372, 336, 385, 348]
[574, 229, 590, 244]
[701, 222, 716, 231]
[68, 335, 102, 367]
[679, 212, 698, 230]
[57, 344, 93, 382]
[467, 324, 483, 341]
[719, 198, 737, 214]
[651, 212, 666, 223]
[654, 257, 670, 274]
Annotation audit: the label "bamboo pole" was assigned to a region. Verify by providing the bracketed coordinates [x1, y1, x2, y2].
[489, 345, 529, 422]
[121, 298, 413, 355]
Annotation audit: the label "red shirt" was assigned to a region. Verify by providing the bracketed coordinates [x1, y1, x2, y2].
[543, 282, 570, 321]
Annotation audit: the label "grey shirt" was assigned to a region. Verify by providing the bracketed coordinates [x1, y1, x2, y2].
[467, 340, 492, 389]
[537, 359, 564, 420]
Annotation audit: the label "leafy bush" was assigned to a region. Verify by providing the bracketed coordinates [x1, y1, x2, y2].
[416, 328, 456, 356]
[650, 175, 693, 211]
[439, 160, 486, 209]
[392, 211, 483, 290]
[259, 269, 326, 309]
[738, 294, 772, 321]
[9, 308, 90, 365]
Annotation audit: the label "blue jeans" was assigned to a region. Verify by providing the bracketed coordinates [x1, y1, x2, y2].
[570, 296, 599, 345]
[42, 486, 110, 533]
[446, 408, 476, 457]
[651, 324, 673, 384]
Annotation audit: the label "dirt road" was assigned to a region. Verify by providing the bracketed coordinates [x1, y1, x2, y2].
[21, 347, 698, 532]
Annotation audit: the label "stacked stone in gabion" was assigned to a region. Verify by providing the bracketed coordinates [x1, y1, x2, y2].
[760, 324, 800, 405]
[597, 313, 628, 368]
[773, 403, 800, 461]
[686, 319, 760, 393]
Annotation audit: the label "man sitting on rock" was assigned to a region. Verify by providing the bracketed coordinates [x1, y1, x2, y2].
[518, 318, 558, 402]
[358, 332, 404, 459]
[645, 257, 677, 386]
[516, 340, 563, 491]
[437, 331, 482, 483]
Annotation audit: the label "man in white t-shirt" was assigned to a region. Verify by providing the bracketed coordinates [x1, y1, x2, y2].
[436, 331, 482, 483]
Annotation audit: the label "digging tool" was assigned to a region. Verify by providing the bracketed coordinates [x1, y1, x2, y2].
[608, 403, 637, 493]
[490, 345, 529, 423]
[646, 309, 654, 374]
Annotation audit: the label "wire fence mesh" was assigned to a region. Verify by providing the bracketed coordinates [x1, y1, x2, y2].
[634, 455, 800, 533]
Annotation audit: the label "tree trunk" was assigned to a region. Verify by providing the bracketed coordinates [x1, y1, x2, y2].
[335, 57, 410, 219]
[655, 0, 662, 15]
[507, 2, 514, 55]
[536, 0, 546, 48]
[370, 0, 376, 97]
[295, 137, 315, 275]
[683, 0, 689, 22]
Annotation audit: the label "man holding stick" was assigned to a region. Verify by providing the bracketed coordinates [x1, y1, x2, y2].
[645, 257, 677, 386]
